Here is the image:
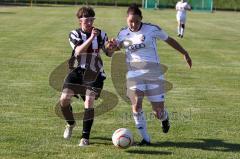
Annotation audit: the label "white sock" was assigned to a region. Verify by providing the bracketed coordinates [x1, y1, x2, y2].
[181, 27, 184, 36]
[159, 109, 168, 121]
[178, 26, 181, 35]
[133, 111, 150, 142]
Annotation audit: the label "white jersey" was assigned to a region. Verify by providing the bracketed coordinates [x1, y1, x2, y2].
[117, 23, 168, 102]
[176, 1, 191, 17]
[116, 23, 168, 65]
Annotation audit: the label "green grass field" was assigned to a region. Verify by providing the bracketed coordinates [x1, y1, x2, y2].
[0, 6, 240, 159]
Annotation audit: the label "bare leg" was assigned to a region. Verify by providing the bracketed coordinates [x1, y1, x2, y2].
[151, 101, 170, 133]
[60, 88, 75, 125]
[177, 21, 181, 36]
[151, 101, 167, 121]
[129, 90, 150, 143]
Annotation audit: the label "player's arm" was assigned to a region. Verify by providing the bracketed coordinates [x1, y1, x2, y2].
[165, 36, 192, 68]
[74, 28, 99, 56]
[186, 4, 191, 11]
[102, 30, 125, 56]
[176, 2, 180, 11]
[176, 5, 179, 11]
[102, 38, 119, 57]
[104, 37, 122, 57]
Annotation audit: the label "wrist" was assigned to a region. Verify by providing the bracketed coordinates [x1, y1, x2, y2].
[89, 35, 95, 40]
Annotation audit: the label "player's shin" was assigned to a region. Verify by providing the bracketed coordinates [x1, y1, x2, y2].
[178, 25, 181, 36]
[157, 109, 168, 121]
[133, 111, 150, 142]
[61, 104, 75, 125]
[181, 24, 185, 36]
[82, 108, 94, 139]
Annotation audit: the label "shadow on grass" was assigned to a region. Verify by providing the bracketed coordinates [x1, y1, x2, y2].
[189, 36, 236, 41]
[92, 136, 173, 155]
[92, 136, 112, 141]
[0, 12, 16, 14]
[126, 150, 172, 155]
[152, 139, 240, 152]
[91, 136, 112, 145]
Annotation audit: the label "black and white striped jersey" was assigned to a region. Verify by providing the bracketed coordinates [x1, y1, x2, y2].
[68, 28, 109, 76]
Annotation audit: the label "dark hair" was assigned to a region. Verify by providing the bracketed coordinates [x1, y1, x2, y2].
[127, 3, 142, 18]
[76, 6, 95, 18]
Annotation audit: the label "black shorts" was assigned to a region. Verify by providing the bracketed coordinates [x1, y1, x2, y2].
[63, 67, 106, 99]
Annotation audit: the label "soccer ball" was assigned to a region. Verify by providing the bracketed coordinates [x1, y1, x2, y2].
[112, 128, 134, 148]
[120, 39, 132, 48]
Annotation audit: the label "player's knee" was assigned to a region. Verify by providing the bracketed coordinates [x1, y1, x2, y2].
[131, 96, 143, 112]
[132, 103, 142, 113]
[84, 95, 95, 108]
[60, 93, 71, 107]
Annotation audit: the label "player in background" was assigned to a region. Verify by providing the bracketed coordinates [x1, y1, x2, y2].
[176, 0, 191, 38]
[59, 6, 114, 147]
[110, 3, 192, 145]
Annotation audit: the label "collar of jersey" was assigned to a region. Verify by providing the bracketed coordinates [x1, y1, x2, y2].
[80, 28, 91, 35]
[129, 22, 143, 32]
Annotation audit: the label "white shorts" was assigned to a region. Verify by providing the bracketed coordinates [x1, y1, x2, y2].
[126, 70, 166, 102]
[176, 14, 186, 24]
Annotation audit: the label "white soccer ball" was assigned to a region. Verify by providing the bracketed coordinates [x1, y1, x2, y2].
[121, 40, 132, 48]
[112, 128, 134, 148]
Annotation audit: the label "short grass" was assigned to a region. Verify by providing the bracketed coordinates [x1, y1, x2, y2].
[0, 6, 240, 159]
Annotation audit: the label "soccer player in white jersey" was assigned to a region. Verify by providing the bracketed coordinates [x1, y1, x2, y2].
[176, 0, 191, 38]
[59, 6, 114, 147]
[110, 3, 192, 145]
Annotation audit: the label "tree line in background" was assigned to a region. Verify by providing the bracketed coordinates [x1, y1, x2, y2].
[0, 0, 239, 11]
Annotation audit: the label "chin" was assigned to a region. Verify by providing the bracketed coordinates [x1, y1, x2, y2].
[85, 28, 92, 33]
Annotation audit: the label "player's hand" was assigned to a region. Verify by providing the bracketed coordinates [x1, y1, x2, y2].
[105, 38, 119, 51]
[184, 53, 192, 68]
[90, 27, 100, 38]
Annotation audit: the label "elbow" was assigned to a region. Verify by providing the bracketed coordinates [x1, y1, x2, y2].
[165, 36, 178, 47]
[74, 48, 87, 56]
[165, 36, 174, 44]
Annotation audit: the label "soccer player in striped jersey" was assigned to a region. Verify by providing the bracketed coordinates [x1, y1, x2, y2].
[59, 6, 114, 147]
[111, 3, 192, 145]
[176, 0, 191, 38]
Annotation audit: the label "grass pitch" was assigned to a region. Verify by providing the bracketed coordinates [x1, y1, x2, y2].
[0, 6, 240, 159]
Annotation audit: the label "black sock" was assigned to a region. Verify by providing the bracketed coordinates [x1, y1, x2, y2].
[82, 108, 94, 139]
[61, 105, 75, 125]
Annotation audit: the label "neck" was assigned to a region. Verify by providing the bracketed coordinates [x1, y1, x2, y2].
[130, 23, 142, 32]
[82, 27, 91, 33]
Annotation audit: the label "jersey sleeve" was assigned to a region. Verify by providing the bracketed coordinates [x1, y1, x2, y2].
[101, 31, 108, 47]
[176, 2, 179, 10]
[101, 31, 111, 56]
[151, 26, 168, 41]
[116, 27, 128, 46]
[186, 3, 191, 10]
[116, 31, 124, 44]
[68, 30, 83, 50]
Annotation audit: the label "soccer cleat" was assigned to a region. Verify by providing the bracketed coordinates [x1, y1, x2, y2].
[162, 117, 170, 133]
[79, 138, 89, 147]
[180, 35, 183, 38]
[63, 123, 75, 139]
[137, 139, 151, 146]
[177, 34, 181, 37]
